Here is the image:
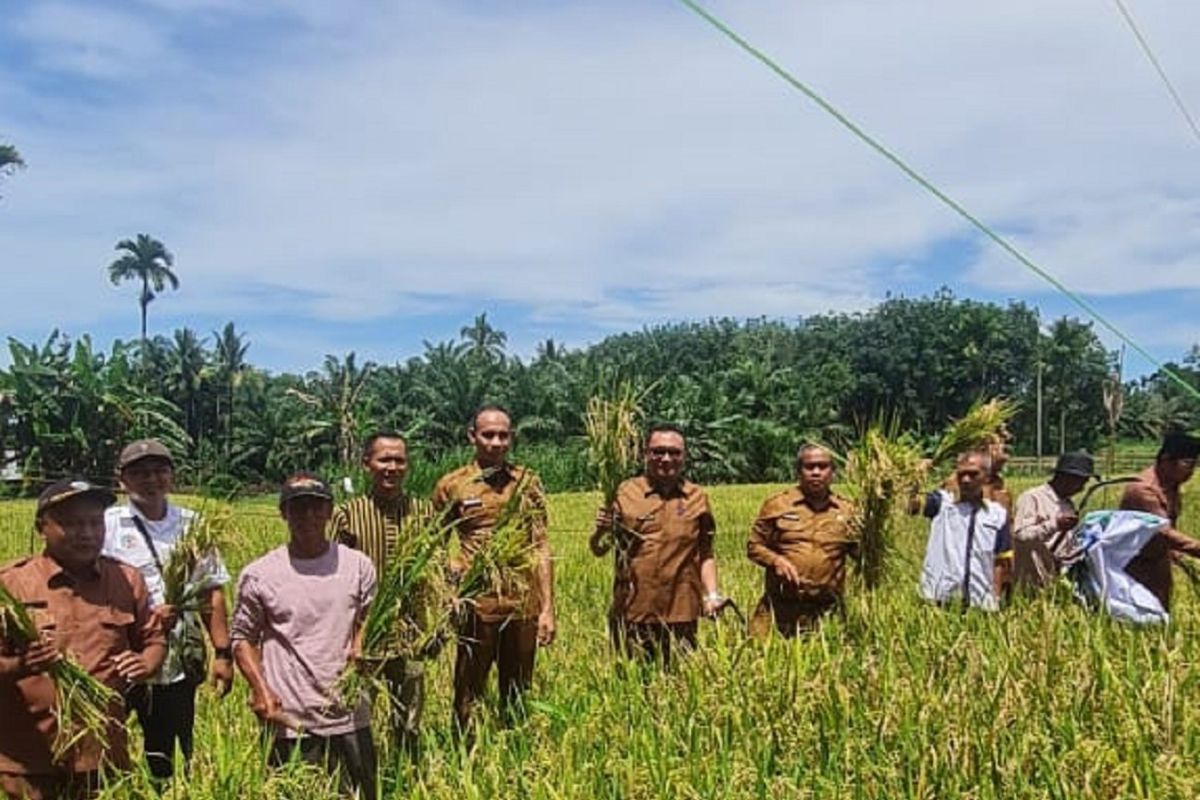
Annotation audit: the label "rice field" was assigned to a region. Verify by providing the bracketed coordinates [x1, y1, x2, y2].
[2, 477, 1200, 799]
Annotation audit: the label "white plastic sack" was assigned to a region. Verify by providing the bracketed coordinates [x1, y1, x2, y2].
[1072, 510, 1169, 625]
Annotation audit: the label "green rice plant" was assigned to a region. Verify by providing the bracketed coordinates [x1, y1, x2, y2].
[584, 383, 643, 550]
[334, 508, 457, 709]
[453, 469, 541, 612]
[844, 423, 926, 590]
[0, 580, 119, 762]
[160, 504, 234, 611]
[929, 397, 1018, 469]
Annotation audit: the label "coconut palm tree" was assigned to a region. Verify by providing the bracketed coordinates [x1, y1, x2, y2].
[107, 234, 179, 348]
[212, 322, 250, 456]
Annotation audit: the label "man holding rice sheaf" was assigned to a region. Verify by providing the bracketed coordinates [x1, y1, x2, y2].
[330, 432, 436, 757]
[746, 444, 857, 637]
[231, 473, 377, 797]
[590, 423, 725, 666]
[102, 438, 233, 781]
[1, 478, 166, 800]
[433, 404, 555, 732]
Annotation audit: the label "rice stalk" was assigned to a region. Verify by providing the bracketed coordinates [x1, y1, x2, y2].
[0, 580, 119, 762]
[161, 504, 234, 612]
[845, 422, 926, 590]
[584, 384, 643, 550]
[454, 469, 542, 608]
[929, 397, 1018, 469]
[333, 508, 457, 708]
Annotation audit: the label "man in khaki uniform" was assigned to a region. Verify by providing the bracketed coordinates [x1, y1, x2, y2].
[432, 405, 554, 732]
[1, 478, 166, 800]
[590, 423, 725, 666]
[1119, 432, 1200, 612]
[747, 444, 857, 637]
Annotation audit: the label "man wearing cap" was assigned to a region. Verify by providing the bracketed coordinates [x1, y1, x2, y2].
[1012, 452, 1094, 591]
[589, 423, 725, 665]
[232, 472, 377, 796]
[1119, 432, 1200, 612]
[101, 439, 232, 781]
[433, 404, 555, 732]
[329, 432, 437, 757]
[1, 479, 166, 800]
[746, 444, 857, 637]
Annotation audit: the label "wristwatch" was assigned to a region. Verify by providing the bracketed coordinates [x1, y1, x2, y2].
[213, 645, 233, 661]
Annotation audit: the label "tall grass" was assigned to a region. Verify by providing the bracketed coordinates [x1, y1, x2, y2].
[1, 482, 1199, 798]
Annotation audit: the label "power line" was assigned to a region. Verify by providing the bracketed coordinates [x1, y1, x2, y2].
[1112, 0, 1200, 148]
[675, 0, 1200, 403]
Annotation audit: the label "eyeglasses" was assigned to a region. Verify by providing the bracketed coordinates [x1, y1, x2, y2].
[648, 447, 684, 458]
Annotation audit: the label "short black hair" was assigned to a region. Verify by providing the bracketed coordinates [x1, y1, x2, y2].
[469, 403, 512, 430]
[362, 432, 406, 460]
[644, 422, 686, 447]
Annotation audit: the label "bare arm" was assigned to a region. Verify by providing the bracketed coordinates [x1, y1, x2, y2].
[201, 587, 234, 696]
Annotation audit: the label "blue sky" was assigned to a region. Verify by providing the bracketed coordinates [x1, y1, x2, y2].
[1, 0, 1198, 376]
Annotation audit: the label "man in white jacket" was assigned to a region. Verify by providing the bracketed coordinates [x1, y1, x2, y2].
[919, 451, 1013, 611]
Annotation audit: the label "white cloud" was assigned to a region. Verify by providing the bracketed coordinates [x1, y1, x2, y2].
[2, 0, 1199, 365]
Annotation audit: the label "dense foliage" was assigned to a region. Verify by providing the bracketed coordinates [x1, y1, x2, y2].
[2, 291, 1195, 493]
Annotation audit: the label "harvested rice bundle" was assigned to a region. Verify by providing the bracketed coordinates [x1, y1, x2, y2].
[0, 581, 119, 762]
[929, 397, 1017, 469]
[845, 423, 926, 590]
[334, 509, 455, 707]
[584, 384, 643, 549]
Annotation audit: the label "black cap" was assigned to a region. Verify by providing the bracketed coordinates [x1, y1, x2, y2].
[1053, 451, 1096, 478]
[278, 473, 334, 508]
[36, 477, 117, 516]
[1158, 432, 1200, 461]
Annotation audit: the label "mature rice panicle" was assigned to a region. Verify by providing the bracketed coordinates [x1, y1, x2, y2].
[845, 424, 926, 590]
[0, 581, 118, 762]
[929, 397, 1018, 468]
[585, 384, 643, 507]
[161, 504, 235, 611]
[334, 509, 458, 706]
[454, 470, 541, 610]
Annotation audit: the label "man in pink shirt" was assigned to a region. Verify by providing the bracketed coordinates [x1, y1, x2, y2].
[231, 473, 376, 796]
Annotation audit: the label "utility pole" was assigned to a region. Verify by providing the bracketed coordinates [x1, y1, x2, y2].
[1036, 360, 1044, 473]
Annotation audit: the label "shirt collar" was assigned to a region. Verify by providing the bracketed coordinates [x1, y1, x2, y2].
[39, 551, 100, 585]
[792, 489, 840, 510]
[642, 476, 691, 499]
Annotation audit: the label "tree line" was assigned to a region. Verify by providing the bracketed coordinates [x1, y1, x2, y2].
[4, 290, 1196, 495]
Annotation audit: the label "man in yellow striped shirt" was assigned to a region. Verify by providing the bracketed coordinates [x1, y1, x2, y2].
[330, 432, 434, 758]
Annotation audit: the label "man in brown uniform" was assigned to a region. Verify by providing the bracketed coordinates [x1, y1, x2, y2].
[0, 478, 166, 800]
[1119, 432, 1200, 613]
[747, 444, 857, 637]
[589, 423, 725, 666]
[433, 405, 555, 732]
[330, 432, 436, 756]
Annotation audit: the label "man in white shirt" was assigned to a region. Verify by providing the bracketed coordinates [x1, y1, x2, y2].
[102, 439, 233, 781]
[1012, 452, 1094, 591]
[918, 451, 1014, 611]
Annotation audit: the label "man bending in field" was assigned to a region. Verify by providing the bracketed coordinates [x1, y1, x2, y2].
[918, 451, 1013, 611]
[590, 423, 726, 665]
[232, 473, 377, 797]
[1119, 432, 1200, 614]
[747, 444, 857, 637]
